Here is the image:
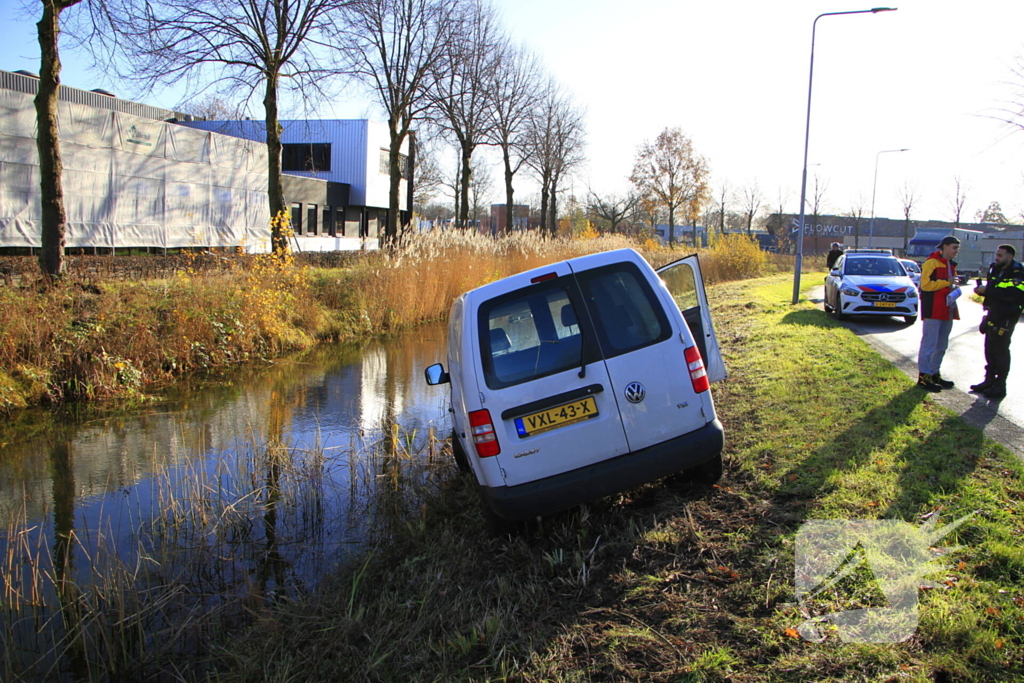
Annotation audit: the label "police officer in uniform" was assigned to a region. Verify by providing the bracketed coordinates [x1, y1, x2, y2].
[970, 244, 1024, 399]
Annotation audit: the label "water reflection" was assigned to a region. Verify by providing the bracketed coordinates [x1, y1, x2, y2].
[0, 321, 451, 676]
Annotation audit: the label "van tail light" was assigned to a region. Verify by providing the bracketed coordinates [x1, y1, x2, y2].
[684, 345, 710, 394]
[468, 409, 501, 457]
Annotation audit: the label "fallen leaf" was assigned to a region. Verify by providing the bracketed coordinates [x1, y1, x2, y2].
[785, 628, 800, 638]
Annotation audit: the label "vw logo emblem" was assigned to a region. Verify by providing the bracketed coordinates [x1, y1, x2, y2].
[624, 382, 646, 404]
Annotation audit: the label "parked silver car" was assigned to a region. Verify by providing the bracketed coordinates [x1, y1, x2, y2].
[899, 258, 922, 288]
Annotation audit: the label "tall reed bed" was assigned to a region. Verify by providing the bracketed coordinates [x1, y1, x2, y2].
[0, 420, 449, 681]
[0, 230, 787, 412]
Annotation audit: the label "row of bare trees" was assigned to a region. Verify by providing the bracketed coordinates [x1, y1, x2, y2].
[30, 0, 587, 281]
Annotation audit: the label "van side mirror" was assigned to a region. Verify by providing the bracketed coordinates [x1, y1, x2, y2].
[424, 363, 449, 386]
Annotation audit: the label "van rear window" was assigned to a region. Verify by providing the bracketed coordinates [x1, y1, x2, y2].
[576, 264, 670, 357]
[479, 282, 585, 389]
[478, 263, 670, 389]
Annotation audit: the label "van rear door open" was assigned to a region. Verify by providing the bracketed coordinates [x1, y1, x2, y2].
[656, 255, 726, 383]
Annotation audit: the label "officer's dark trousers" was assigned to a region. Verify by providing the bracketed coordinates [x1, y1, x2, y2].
[984, 322, 1015, 381]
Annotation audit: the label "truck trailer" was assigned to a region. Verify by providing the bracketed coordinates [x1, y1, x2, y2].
[906, 227, 1024, 278]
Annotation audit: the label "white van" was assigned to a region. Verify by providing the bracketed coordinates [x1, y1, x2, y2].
[424, 248, 726, 521]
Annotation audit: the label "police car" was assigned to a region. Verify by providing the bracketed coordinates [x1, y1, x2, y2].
[824, 249, 919, 324]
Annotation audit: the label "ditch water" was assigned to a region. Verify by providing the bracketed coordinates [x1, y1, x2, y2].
[0, 321, 452, 678]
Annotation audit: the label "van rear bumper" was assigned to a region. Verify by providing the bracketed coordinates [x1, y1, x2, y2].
[480, 419, 725, 520]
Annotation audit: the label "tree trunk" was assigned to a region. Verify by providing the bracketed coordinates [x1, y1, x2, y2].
[502, 146, 515, 234]
[263, 71, 287, 254]
[667, 206, 675, 247]
[459, 141, 472, 229]
[539, 171, 550, 236]
[549, 173, 559, 237]
[35, 0, 77, 282]
[385, 125, 405, 247]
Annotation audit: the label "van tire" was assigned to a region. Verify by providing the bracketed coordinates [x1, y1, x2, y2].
[482, 504, 524, 537]
[451, 431, 470, 473]
[688, 452, 723, 485]
[903, 315, 916, 325]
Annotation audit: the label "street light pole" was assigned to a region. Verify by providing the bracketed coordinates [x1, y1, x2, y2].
[791, 6, 898, 305]
[867, 148, 909, 248]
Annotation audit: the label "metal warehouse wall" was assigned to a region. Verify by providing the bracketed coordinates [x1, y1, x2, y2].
[0, 89, 272, 252]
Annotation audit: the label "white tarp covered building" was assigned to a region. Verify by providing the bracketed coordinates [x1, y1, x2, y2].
[0, 73, 272, 253]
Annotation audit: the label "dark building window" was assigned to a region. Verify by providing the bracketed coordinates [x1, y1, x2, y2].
[291, 203, 303, 235]
[322, 206, 333, 236]
[283, 143, 331, 172]
[307, 204, 318, 235]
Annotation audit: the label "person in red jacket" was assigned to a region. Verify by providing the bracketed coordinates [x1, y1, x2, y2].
[916, 236, 960, 392]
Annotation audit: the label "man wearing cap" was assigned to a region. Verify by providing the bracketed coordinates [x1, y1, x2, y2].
[826, 242, 843, 271]
[970, 244, 1024, 399]
[916, 236, 960, 392]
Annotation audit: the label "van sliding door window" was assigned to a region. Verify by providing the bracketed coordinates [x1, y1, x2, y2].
[479, 283, 589, 389]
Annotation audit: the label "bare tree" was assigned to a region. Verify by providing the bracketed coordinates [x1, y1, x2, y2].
[715, 182, 729, 236]
[766, 188, 791, 253]
[740, 180, 762, 235]
[468, 155, 494, 230]
[950, 175, 969, 228]
[484, 40, 543, 239]
[177, 93, 242, 120]
[898, 183, 917, 254]
[341, 0, 463, 246]
[34, 0, 84, 281]
[993, 52, 1024, 134]
[429, 0, 501, 228]
[100, 0, 351, 254]
[412, 140, 445, 214]
[808, 172, 829, 250]
[525, 82, 586, 236]
[629, 127, 709, 248]
[846, 195, 867, 248]
[587, 190, 637, 234]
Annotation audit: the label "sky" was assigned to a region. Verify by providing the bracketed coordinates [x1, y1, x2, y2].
[2, 0, 1023, 225]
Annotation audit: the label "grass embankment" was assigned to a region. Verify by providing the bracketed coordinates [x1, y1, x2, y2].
[218, 275, 1024, 683]
[0, 231, 777, 413]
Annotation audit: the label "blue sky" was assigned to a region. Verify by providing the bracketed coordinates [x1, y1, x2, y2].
[3, 0, 1023, 223]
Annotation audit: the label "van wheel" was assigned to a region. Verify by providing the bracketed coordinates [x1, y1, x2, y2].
[482, 504, 524, 537]
[451, 431, 470, 473]
[688, 452, 723, 485]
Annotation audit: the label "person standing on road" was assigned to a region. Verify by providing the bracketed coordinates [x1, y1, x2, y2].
[917, 236, 961, 392]
[826, 242, 844, 271]
[970, 244, 1024, 399]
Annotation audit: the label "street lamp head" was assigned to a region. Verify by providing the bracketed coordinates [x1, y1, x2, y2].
[871, 7, 898, 12]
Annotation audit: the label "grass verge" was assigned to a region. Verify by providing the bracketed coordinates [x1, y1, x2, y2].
[215, 273, 1024, 683]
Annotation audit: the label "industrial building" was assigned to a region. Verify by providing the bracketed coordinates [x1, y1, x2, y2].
[0, 69, 409, 254]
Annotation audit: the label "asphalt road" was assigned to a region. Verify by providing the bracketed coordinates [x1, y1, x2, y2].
[810, 284, 1023, 459]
